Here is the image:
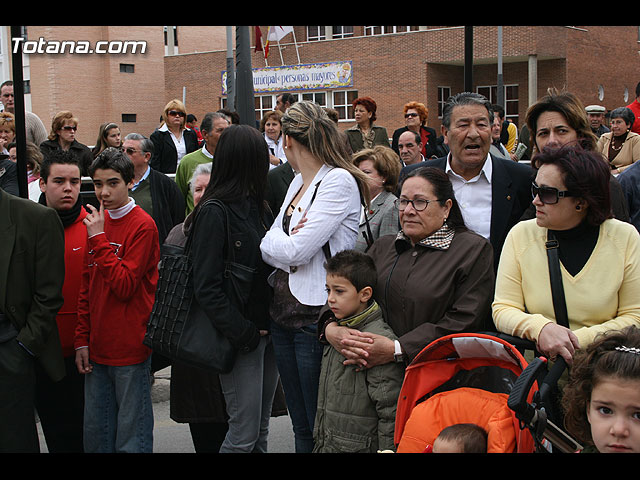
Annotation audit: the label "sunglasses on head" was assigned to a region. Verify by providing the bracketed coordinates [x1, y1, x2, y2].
[531, 181, 575, 204]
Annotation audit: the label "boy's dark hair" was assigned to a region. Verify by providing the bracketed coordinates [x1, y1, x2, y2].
[89, 146, 134, 183]
[40, 148, 80, 182]
[324, 249, 377, 293]
[437, 423, 488, 453]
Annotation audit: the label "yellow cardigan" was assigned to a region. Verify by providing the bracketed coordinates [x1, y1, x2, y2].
[492, 218, 640, 349]
[596, 131, 640, 173]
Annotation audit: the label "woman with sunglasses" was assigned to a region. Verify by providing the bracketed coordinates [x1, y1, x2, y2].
[39, 110, 93, 176]
[493, 144, 640, 365]
[391, 101, 438, 160]
[149, 99, 199, 174]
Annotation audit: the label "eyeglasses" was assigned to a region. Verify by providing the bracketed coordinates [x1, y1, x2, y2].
[124, 147, 141, 155]
[62, 125, 77, 131]
[396, 197, 440, 211]
[168, 110, 185, 117]
[404, 113, 419, 118]
[531, 181, 575, 204]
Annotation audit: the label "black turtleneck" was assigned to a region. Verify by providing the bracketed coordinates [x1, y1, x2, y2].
[38, 191, 83, 227]
[550, 220, 600, 277]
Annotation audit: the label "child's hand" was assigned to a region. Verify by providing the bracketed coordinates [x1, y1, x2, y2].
[75, 348, 93, 374]
[83, 202, 105, 237]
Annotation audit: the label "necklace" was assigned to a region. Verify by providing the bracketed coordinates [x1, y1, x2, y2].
[610, 131, 628, 151]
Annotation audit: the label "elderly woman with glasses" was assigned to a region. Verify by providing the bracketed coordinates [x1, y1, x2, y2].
[322, 166, 494, 368]
[149, 99, 199, 174]
[493, 144, 640, 365]
[39, 110, 93, 176]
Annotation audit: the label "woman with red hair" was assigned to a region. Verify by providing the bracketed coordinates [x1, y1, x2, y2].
[346, 96, 390, 153]
[391, 101, 438, 159]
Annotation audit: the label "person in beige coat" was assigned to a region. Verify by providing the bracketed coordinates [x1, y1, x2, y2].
[597, 107, 640, 174]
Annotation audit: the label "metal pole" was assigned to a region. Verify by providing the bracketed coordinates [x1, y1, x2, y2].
[234, 26, 255, 126]
[464, 26, 473, 92]
[497, 26, 504, 109]
[10, 25, 27, 199]
[226, 26, 235, 111]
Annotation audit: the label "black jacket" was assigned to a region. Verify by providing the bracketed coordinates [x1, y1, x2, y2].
[149, 128, 199, 174]
[189, 198, 273, 352]
[147, 168, 185, 246]
[39, 139, 94, 177]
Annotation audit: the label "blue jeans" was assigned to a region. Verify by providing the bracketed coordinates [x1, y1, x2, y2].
[83, 357, 153, 453]
[270, 321, 323, 453]
[218, 335, 279, 453]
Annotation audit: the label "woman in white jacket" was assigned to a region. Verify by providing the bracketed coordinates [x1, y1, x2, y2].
[260, 101, 369, 453]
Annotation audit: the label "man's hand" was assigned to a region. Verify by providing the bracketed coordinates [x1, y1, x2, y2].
[83, 203, 105, 237]
[75, 348, 93, 374]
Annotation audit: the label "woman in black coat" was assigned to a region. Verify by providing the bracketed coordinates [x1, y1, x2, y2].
[149, 99, 199, 174]
[180, 124, 279, 453]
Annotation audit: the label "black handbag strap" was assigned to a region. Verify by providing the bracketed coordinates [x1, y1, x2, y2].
[185, 198, 234, 262]
[545, 230, 570, 329]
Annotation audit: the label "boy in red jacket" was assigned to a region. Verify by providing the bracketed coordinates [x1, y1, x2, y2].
[74, 147, 160, 453]
[35, 150, 87, 452]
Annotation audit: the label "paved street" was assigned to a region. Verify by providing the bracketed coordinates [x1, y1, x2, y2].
[37, 367, 295, 454]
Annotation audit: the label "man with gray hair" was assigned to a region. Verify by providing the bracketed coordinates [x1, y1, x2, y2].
[175, 111, 230, 214]
[124, 132, 185, 247]
[400, 92, 533, 271]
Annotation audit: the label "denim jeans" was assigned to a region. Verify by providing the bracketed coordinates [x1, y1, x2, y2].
[218, 335, 279, 453]
[83, 356, 153, 453]
[270, 321, 323, 453]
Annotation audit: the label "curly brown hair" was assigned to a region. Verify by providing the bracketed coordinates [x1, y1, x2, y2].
[562, 326, 640, 446]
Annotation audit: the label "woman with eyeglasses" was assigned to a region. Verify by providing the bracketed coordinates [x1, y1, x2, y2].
[493, 144, 640, 365]
[391, 101, 438, 160]
[91, 122, 122, 158]
[323, 166, 494, 369]
[149, 99, 199, 174]
[39, 111, 93, 176]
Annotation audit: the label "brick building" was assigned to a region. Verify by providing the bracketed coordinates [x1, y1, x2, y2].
[15, 25, 640, 146]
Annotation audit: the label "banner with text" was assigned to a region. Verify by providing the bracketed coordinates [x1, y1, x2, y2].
[222, 61, 353, 95]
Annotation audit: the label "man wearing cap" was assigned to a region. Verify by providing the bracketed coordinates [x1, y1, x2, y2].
[586, 105, 609, 138]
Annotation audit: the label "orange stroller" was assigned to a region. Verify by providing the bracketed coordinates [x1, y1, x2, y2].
[394, 333, 537, 453]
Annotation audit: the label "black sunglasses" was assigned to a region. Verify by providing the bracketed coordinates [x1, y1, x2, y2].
[531, 181, 575, 204]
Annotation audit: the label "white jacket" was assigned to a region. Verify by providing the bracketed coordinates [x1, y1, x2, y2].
[260, 164, 361, 306]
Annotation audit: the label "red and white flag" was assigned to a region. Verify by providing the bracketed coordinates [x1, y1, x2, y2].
[264, 26, 293, 58]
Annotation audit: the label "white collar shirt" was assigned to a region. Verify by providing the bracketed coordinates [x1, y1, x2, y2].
[445, 153, 493, 240]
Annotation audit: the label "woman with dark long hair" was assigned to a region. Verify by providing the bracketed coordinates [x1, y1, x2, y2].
[185, 124, 278, 453]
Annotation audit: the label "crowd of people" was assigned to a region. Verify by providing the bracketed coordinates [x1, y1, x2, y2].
[1, 79, 640, 455]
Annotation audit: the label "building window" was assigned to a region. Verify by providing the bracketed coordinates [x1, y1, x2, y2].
[437, 86, 451, 118]
[307, 26, 326, 42]
[477, 84, 519, 125]
[120, 63, 135, 73]
[121, 114, 137, 123]
[301, 91, 326, 107]
[164, 26, 178, 47]
[364, 26, 419, 36]
[332, 90, 359, 121]
[332, 26, 354, 39]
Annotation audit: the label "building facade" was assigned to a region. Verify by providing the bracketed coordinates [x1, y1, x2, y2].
[13, 25, 640, 147]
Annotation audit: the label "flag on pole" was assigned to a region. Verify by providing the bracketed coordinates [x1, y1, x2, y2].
[264, 26, 293, 59]
[254, 26, 263, 53]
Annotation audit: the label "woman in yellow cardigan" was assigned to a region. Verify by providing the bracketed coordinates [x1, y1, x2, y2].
[596, 107, 640, 175]
[492, 144, 640, 364]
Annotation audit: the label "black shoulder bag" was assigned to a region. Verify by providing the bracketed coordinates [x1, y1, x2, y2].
[144, 199, 250, 373]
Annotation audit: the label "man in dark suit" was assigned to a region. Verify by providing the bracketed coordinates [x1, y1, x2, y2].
[0, 187, 65, 452]
[400, 92, 533, 271]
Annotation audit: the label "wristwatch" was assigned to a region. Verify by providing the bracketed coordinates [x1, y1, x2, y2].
[393, 340, 405, 363]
